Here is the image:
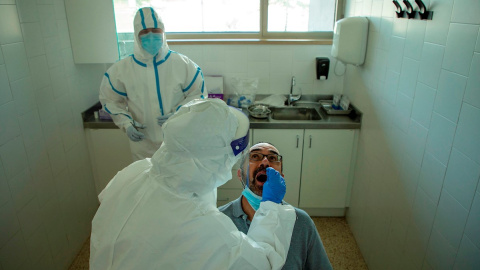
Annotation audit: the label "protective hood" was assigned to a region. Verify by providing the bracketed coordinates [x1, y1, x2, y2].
[150, 98, 249, 195]
[133, 7, 169, 61]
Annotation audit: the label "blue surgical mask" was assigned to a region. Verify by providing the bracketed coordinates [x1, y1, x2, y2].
[140, 32, 163, 56]
[242, 186, 262, 211]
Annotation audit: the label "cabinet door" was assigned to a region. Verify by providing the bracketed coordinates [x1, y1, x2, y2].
[65, 0, 119, 63]
[217, 188, 243, 207]
[86, 129, 133, 195]
[252, 129, 303, 207]
[300, 129, 354, 208]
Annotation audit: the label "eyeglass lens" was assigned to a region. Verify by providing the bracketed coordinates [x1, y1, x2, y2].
[249, 153, 282, 162]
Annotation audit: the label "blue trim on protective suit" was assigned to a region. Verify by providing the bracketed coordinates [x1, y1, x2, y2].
[131, 55, 147, 67]
[150, 7, 157, 28]
[154, 56, 164, 115]
[183, 67, 201, 93]
[152, 51, 172, 115]
[199, 68, 205, 94]
[105, 73, 127, 96]
[155, 50, 172, 65]
[104, 104, 132, 120]
[139, 9, 146, 29]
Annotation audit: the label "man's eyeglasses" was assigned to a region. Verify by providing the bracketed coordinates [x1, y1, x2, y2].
[249, 152, 282, 163]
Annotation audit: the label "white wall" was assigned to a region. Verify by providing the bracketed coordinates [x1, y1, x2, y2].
[0, 1, 104, 269]
[344, 0, 480, 269]
[169, 44, 344, 96]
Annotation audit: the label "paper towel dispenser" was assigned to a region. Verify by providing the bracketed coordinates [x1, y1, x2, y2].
[331, 17, 369, 66]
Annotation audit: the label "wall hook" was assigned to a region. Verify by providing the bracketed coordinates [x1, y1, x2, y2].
[392, 0, 405, 18]
[403, 0, 417, 19]
[415, 0, 433, 20]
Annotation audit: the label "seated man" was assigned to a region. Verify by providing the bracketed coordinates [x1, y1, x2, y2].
[219, 142, 333, 270]
[90, 99, 297, 270]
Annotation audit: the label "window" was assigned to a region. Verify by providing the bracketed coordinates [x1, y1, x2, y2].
[268, 0, 336, 32]
[113, 0, 339, 39]
[114, 0, 260, 33]
[114, 0, 340, 57]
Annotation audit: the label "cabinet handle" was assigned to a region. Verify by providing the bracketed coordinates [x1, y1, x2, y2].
[296, 135, 299, 148]
[309, 135, 312, 148]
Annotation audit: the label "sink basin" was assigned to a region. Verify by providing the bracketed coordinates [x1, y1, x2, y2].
[270, 107, 322, 121]
[292, 101, 320, 108]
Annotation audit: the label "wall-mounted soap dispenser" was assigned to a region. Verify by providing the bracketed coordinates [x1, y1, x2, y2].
[316, 57, 330, 80]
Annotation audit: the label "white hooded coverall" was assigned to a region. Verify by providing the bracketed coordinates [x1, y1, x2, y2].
[90, 99, 296, 270]
[99, 7, 206, 161]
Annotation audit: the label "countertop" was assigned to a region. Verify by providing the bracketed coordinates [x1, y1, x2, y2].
[82, 95, 362, 130]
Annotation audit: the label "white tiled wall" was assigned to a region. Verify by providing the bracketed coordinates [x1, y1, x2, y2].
[344, 0, 480, 269]
[0, 1, 104, 269]
[169, 44, 344, 96]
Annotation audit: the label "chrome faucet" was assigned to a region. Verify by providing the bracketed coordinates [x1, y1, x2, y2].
[288, 76, 301, 106]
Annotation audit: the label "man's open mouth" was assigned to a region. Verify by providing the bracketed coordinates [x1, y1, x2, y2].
[255, 170, 267, 183]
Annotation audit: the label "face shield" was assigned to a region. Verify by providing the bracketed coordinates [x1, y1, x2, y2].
[229, 106, 249, 156]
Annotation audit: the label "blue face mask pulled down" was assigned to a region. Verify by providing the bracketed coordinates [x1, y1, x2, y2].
[242, 186, 262, 211]
[140, 32, 163, 56]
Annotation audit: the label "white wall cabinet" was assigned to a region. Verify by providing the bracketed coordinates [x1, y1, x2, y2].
[251, 129, 356, 216]
[85, 128, 133, 196]
[65, 0, 119, 63]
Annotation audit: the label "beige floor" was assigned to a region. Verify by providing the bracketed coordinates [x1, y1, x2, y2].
[69, 217, 367, 270]
[313, 217, 368, 270]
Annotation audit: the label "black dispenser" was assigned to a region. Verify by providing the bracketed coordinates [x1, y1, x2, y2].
[316, 57, 330, 80]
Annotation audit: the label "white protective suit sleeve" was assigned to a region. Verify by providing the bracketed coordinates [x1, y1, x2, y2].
[225, 201, 297, 269]
[170, 56, 206, 112]
[99, 65, 133, 131]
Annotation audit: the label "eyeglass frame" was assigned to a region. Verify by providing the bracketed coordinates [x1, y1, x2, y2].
[248, 152, 283, 163]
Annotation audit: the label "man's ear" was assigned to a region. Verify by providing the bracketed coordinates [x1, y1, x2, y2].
[237, 169, 242, 181]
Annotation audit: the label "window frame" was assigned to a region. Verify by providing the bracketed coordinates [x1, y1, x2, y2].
[164, 0, 344, 44]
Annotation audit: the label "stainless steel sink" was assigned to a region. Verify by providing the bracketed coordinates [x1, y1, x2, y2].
[292, 100, 321, 108]
[270, 107, 322, 121]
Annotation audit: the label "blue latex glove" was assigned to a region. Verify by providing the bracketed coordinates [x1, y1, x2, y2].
[157, 112, 173, 126]
[126, 122, 146, 142]
[261, 167, 286, 204]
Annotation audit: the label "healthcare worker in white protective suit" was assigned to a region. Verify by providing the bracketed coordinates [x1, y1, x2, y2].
[99, 7, 206, 161]
[90, 98, 297, 270]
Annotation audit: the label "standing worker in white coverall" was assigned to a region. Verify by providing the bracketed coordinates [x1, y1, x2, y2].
[90, 99, 296, 270]
[99, 7, 206, 161]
